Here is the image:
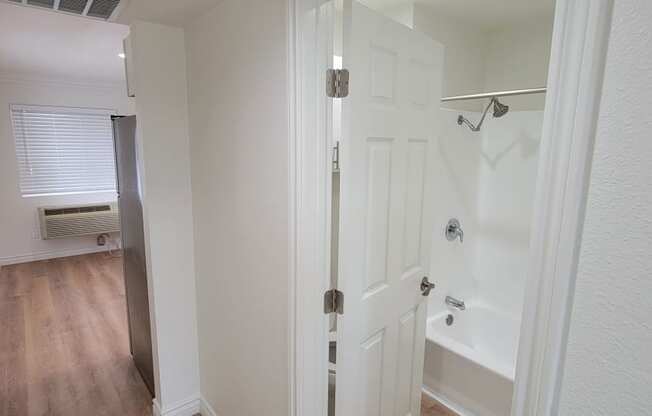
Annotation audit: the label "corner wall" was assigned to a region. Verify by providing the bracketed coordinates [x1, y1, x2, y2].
[184, 1, 291, 415]
[129, 21, 200, 414]
[559, 1, 652, 414]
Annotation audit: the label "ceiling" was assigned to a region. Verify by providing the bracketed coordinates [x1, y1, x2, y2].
[0, 1, 128, 84]
[364, 0, 555, 29]
[115, 0, 222, 27]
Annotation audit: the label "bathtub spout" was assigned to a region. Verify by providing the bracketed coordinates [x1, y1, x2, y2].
[445, 296, 466, 311]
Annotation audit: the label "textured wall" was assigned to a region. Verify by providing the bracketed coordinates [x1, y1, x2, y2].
[559, 1, 652, 414]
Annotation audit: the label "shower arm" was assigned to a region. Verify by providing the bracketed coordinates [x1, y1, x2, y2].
[457, 98, 496, 132]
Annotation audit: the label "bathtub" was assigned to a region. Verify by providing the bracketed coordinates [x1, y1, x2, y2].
[423, 303, 519, 416]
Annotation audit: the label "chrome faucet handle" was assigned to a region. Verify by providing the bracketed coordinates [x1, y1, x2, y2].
[420, 277, 436, 297]
[445, 296, 466, 311]
[445, 218, 464, 243]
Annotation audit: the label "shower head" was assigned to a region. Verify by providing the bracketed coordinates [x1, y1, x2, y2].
[457, 96, 510, 132]
[492, 98, 509, 118]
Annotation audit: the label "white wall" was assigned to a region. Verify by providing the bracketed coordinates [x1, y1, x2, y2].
[473, 111, 543, 319]
[410, 4, 552, 112]
[558, 1, 652, 414]
[128, 21, 200, 414]
[184, 1, 290, 415]
[0, 78, 134, 265]
[412, 4, 489, 112]
[427, 109, 542, 320]
[483, 19, 552, 110]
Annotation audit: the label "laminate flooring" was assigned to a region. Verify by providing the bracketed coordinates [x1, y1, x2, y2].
[0, 253, 152, 416]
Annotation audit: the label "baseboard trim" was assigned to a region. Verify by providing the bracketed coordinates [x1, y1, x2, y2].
[0, 246, 111, 266]
[152, 396, 201, 416]
[200, 396, 219, 416]
[422, 385, 475, 416]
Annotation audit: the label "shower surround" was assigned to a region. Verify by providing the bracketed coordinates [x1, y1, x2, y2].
[423, 108, 544, 416]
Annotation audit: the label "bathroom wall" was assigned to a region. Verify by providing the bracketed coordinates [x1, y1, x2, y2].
[483, 19, 553, 111]
[473, 110, 544, 319]
[419, 10, 551, 111]
[559, 0, 652, 414]
[412, 5, 490, 112]
[427, 110, 482, 314]
[370, 2, 554, 112]
[427, 109, 543, 319]
[184, 1, 291, 415]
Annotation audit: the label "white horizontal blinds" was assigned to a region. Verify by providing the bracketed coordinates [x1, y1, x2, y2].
[11, 105, 117, 196]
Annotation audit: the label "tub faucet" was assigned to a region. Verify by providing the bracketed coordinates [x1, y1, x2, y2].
[445, 296, 466, 311]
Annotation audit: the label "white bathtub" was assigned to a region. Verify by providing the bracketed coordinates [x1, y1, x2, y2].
[423, 303, 519, 416]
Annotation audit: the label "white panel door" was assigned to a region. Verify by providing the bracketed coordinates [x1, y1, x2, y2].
[336, 2, 444, 415]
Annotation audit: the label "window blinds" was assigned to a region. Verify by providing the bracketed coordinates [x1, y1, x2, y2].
[11, 105, 117, 196]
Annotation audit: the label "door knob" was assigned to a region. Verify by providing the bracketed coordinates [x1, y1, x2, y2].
[420, 277, 435, 296]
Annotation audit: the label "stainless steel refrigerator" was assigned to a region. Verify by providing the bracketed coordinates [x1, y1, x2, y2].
[112, 115, 155, 396]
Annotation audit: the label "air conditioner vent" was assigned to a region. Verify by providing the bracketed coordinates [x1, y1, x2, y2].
[87, 0, 119, 18]
[44, 204, 112, 216]
[3, 0, 121, 20]
[27, 0, 54, 7]
[39, 202, 120, 239]
[59, 0, 88, 14]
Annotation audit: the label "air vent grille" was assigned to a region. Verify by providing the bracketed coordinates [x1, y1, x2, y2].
[3, 0, 120, 20]
[59, 0, 88, 14]
[27, 0, 54, 7]
[87, 0, 119, 18]
[38, 202, 120, 239]
[44, 205, 111, 216]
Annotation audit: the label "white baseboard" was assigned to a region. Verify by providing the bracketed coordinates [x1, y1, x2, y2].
[0, 246, 113, 266]
[422, 385, 475, 416]
[200, 396, 219, 416]
[152, 396, 201, 416]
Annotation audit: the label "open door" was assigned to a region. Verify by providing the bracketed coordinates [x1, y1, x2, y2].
[112, 115, 155, 396]
[335, 1, 444, 414]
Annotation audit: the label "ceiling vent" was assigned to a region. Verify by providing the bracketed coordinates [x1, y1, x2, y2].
[3, 0, 121, 20]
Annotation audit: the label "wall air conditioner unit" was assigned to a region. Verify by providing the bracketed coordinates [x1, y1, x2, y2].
[38, 202, 120, 240]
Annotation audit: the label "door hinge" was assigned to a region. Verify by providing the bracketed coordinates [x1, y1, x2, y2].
[324, 289, 344, 315]
[332, 142, 340, 172]
[326, 69, 349, 98]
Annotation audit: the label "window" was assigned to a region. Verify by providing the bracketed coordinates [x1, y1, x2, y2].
[11, 105, 117, 197]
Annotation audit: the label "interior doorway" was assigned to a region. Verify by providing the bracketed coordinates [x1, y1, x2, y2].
[0, 2, 153, 415]
[323, 1, 556, 415]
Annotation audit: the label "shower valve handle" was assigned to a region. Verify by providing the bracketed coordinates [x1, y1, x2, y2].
[421, 277, 435, 297]
[445, 218, 464, 243]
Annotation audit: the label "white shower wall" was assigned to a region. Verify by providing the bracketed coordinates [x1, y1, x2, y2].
[423, 108, 543, 415]
[473, 110, 543, 318]
[429, 108, 543, 321]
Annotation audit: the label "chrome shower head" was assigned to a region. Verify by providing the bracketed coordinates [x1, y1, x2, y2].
[457, 97, 510, 132]
[492, 98, 509, 118]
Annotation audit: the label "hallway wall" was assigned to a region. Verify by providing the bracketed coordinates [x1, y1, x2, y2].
[184, 1, 291, 415]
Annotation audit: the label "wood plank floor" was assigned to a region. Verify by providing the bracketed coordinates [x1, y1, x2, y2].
[421, 393, 459, 416]
[0, 253, 153, 416]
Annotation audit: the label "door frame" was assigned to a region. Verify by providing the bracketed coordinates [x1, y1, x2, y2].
[287, 1, 615, 415]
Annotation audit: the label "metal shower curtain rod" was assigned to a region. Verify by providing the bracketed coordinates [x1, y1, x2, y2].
[441, 87, 547, 102]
